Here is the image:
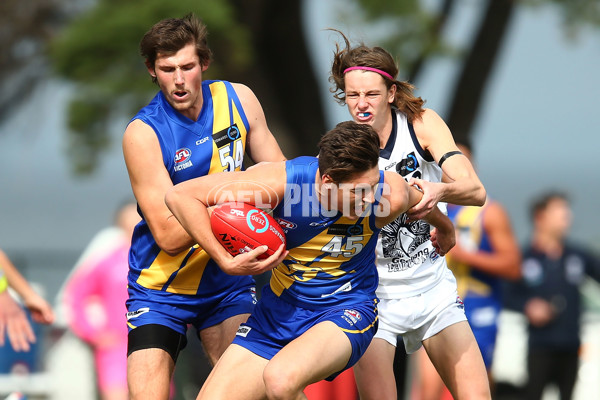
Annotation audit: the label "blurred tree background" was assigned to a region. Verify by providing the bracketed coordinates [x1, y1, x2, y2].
[1, 0, 598, 175]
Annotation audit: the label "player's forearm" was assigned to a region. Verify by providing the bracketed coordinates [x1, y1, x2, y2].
[165, 187, 233, 270]
[439, 179, 486, 207]
[422, 207, 453, 234]
[458, 250, 521, 280]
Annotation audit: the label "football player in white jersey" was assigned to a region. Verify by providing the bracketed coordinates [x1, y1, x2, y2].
[329, 30, 491, 400]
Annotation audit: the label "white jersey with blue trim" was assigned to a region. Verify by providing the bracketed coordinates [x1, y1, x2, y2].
[375, 109, 450, 299]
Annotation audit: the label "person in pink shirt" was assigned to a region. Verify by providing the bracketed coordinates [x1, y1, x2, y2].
[63, 202, 140, 400]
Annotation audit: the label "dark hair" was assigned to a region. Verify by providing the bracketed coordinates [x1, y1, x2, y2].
[530, 191, 569, 221]
[318, 121, 380, 183]
[140, 13, 213, 83]
[328, 29, 425, 123]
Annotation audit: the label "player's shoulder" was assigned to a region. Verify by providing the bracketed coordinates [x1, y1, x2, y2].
[383, 169, 404, 185]
[123, 119, 161, 154]
[124, 118, 155, 139]
[412, 108, 443, 131]
[230, 82, 254, 97]
[382, 171, 410, 205]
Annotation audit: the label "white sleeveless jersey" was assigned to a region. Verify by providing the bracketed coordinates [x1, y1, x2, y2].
[376, 109, 450, 299]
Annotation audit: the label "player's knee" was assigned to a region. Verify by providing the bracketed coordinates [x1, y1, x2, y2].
[263, 362, 301, 400]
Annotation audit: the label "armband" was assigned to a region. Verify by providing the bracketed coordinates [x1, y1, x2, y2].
[0, 274, 7, 294]
[438, 151, 463, 168]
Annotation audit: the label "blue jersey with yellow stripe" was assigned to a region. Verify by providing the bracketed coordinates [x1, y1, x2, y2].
[270, 157, 383, 310]
[127, 80, 253, 296]
[446, 203, 499, 300]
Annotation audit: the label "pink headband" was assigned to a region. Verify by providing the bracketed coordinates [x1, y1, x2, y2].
[343, 66, 394, 81]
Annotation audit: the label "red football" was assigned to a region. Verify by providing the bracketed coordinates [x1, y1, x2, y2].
[210, 202, 286, 259]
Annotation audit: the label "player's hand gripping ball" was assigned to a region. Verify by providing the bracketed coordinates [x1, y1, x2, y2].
[210, 202, 286, 259]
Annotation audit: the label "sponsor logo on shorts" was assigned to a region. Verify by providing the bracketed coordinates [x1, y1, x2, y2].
[455, 296, 464, 309]
[236, 325, 252, 337]
[321, 281, 352, 298]
[126, 307, 150, 320]
[341, 309, 362, 326]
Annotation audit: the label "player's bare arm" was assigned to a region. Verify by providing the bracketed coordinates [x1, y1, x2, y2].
[123, 119, 196, 255]
[449, 201, 521, 279]
[165, 161, 288, 275]
[375, 171, 419, 228]
[408, 109, 486, 219]
[232, 83, 286, 163]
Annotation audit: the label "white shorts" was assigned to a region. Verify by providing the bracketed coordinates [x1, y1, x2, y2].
[375, 270, 466, 354]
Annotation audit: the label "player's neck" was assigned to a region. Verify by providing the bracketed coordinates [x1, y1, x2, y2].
[375, 116, 394, 149]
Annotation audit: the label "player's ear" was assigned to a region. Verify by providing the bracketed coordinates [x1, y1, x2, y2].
[388, 83, 396, 104]
[145, 60, 156, 77]
[321, 173, 334, 186]
[321, 175, 336, 193]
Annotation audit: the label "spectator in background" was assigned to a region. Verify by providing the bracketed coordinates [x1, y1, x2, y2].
[504, 191, 600, 400]
[62, 201, 140, 400]
[0, 249, 55, 352]
[414, 143, 522, 399]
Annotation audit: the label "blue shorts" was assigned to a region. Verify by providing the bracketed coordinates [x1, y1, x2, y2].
[464, 296, 500, 368]
[233, 287, 378, 381]
[126, 279, 256, 336]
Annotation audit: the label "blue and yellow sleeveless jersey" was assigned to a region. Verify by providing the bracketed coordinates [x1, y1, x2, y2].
[270, 157, 383, 310]
[127, 80, 253, 296]
[446, 203, 500, 300]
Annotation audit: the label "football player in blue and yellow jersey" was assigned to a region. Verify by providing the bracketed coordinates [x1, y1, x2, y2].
[166, 121, 456, 400]
[122, 14, 286, 400]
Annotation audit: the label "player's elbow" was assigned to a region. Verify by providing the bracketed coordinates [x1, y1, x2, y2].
[164, 186, 180, 214]
[153, 232, 187, 257]
[161, 243, 186, 257]
[473, 184, 487, 206]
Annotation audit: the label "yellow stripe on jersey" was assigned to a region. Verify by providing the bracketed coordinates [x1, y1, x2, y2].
[208, 81, 247, 174]
[167, 247, 213, 292]
[270, 217, 374, 296]
[136, 245, 211, 294]
[448, 206, 489, 297]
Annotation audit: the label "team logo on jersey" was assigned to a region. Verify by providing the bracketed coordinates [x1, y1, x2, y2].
[342, 309, 362, 325]
[213, 124, 241, 148]
[380, 213, 432, 272]
[174, 148, 193, 171]
[396, 152, 419, 177]
[277, 218, 297, 231]
[236, 325, 252, 337]
[126, 307, 150, 320]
